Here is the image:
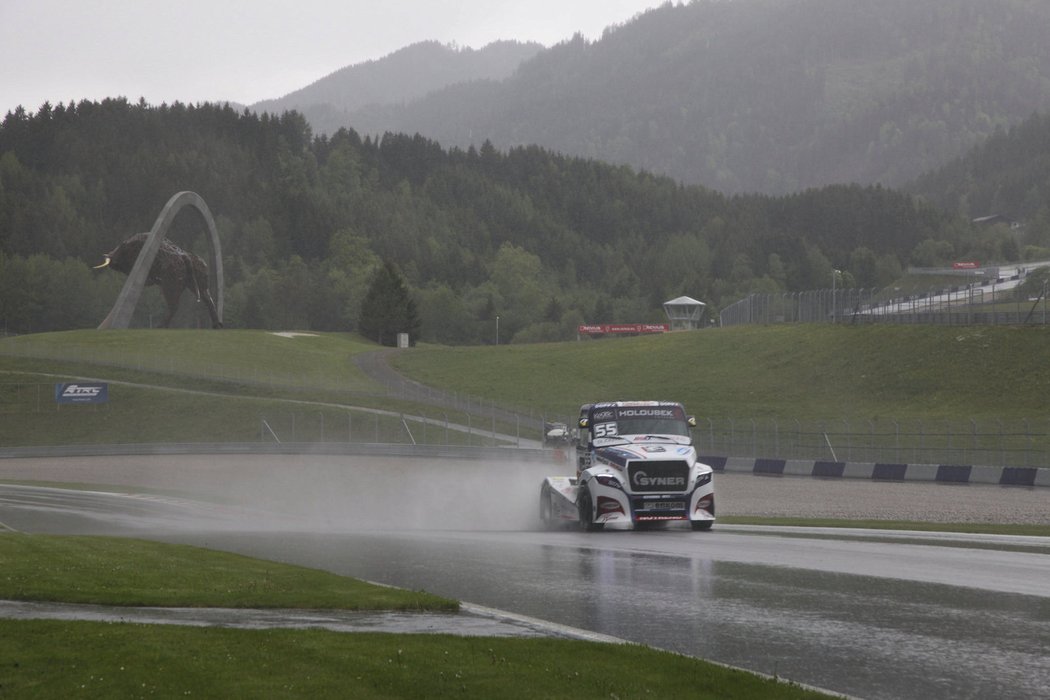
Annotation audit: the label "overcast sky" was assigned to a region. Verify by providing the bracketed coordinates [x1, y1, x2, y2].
[0, 0, 664, 117]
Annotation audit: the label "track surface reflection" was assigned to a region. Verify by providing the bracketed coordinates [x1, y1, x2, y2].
[1, 457, 1048, 700]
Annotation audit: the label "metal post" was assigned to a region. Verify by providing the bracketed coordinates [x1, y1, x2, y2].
[831, 269, 839, 323]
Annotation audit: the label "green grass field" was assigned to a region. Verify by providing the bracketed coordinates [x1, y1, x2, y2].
[0, 534, 834, 699]
[0, 330, 514, 446]
[2, 620, 832, 699]
[392, 324, 1050, 420]
[1, 328, 383, 391]
[0, 534, 456, 610]
[0, 326, 1044, 697]
[3, 325, 1050, 454]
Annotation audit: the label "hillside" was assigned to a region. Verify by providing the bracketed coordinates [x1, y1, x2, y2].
[1, 99, 988, 341]
[4, 325, 1049, 445]
[391, 324, 1050, 421]
[250, 40, 543, 136]
[323, 0, 1050, 195]
[909, 111, 1050, 252]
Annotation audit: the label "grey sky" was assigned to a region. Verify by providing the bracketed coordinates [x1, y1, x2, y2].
[0, 0, 663, 117]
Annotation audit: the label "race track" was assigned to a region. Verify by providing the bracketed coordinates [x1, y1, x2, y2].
[1, 454, 1048, 700]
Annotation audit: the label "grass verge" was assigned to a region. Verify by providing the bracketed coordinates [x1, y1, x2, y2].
[0, 621, 832, 699]
[0, 533, 835, 699]
[0, 534, 456, 610]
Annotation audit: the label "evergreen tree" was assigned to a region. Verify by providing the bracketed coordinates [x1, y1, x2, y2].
[358, 260, 421, 346]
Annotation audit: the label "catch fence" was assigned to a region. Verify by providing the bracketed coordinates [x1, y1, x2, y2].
[0, 382, 547, 449]
[5, 380, 1048, 467]
[719, 286, 1050, 327]
[694, 416, 1050, 468]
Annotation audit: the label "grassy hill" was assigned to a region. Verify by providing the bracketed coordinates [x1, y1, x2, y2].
[393, 324, 1050, 422]
[0, 330, 429, 447]
[3, 325, 1049, 446]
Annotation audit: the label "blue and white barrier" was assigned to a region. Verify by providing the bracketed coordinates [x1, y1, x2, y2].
[703, 456, 1050, 487]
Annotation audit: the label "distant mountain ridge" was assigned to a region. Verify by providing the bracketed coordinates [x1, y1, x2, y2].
[280, 0, 1050, 195]
[250, 40, 543, 137]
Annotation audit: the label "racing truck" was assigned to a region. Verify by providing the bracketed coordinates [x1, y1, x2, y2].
[540, 401, 715, 531]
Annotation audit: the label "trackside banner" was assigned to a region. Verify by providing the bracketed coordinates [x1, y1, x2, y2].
[55, 382, 108, 404]
[578, 324, 669, 334]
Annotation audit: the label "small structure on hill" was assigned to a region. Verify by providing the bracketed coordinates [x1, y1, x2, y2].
[663, 296, 706, 331]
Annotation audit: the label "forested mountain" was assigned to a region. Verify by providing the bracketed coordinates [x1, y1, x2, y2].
[0, 99, 1019, 341]
[323, 0, 1050, 195]
[909, 111, 1050, 251]
[250, 40, 543, 138]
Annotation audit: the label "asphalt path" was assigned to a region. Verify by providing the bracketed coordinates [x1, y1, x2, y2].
[1, 454, 1049, 700]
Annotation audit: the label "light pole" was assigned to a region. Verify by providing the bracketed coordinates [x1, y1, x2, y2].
[831, 269, 841, 323]
[495, 315, 500, 345]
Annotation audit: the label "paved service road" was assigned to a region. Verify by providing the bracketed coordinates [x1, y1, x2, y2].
[2, 455, 1049, 700]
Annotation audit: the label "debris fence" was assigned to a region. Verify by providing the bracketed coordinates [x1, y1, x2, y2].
[694, 416, 1050, 468]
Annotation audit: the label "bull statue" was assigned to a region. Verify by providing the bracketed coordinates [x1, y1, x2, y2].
[95, 232, 223, 328]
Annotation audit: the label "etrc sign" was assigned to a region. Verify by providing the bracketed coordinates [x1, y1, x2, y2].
[952, 261, 980, 269]
[578, 324, 669, 335]
[54, 382, 109, 404]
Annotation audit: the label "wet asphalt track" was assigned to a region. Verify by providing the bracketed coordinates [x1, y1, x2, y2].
[1, 455, 1049, 700]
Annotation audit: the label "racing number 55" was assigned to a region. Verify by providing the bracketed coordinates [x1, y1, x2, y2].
[593, 422, 618, 438]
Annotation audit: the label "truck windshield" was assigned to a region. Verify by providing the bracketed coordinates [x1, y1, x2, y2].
[615, 418, 690, 438]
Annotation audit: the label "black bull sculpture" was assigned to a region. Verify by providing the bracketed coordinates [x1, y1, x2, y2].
[95, 233, 223, 328]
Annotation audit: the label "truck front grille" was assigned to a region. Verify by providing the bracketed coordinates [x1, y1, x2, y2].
[626, 460, 690, 493]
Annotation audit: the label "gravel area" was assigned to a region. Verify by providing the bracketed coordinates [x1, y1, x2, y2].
[716, 472, 1050, 525]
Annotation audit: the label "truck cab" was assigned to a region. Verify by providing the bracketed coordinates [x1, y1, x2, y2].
[542, 401, 715, 531]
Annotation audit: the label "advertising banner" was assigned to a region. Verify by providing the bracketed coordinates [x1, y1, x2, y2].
[54, 382, 109, 404]
[578, 323, 669, 335]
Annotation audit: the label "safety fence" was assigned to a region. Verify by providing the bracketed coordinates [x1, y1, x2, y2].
[5, 346, 1048, 467]
[719, 288, 879, 326]
[254, 408, 539, 448]
[5, 379, 1048, 468]
[693, 416, 1050, 469]
[0, 341, 551, 438]
[0, 382, 553, 449]
[720, 286, 1049, 327]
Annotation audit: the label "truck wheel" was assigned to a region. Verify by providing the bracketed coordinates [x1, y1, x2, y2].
[690, 520, 713, 531]
[577, 488, 604, 532]
[539, 486, 555, 529]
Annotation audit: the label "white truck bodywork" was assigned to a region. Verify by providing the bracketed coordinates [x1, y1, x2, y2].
[540, 401, 715, 531]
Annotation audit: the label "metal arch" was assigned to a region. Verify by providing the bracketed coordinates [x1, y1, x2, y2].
[98, 191, 224, 329]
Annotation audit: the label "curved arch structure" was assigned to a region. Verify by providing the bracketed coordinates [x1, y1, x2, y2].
[98, 191, 224, 329]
